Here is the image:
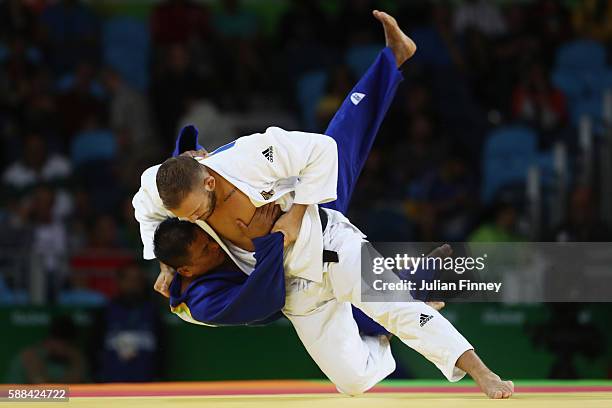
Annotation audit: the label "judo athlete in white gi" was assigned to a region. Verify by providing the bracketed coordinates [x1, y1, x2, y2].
[132, 11, 514, 399]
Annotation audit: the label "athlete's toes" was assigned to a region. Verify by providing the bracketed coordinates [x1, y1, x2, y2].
[501, 381, 514, 398]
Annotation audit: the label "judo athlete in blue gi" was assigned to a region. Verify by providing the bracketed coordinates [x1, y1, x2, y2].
[133, 11, 514, 399]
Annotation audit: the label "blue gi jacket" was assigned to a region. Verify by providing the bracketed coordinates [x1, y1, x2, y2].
[169, 233, 285, 326]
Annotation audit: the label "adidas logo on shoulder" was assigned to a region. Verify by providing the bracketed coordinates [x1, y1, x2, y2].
[262, 146, 274, 163]
[419, 313, 433, 327]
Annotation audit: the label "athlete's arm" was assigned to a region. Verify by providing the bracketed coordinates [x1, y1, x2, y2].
[271, 203, 307, 247]
[253, 127, 339, 205]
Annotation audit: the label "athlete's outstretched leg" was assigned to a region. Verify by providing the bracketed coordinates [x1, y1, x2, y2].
[322, 11, 415, 214]
[322, 10, 417, 338]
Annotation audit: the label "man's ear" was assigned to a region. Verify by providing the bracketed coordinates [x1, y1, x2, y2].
[177, 266, 193, 278]
[203, 175, 215, 192]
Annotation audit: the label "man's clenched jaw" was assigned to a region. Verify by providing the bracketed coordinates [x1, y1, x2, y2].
[172, 180, 217, 222]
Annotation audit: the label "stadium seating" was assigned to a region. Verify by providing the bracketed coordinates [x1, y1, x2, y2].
[103, 17, 150, 90]
[362, 206, 415, 241]
[482, 125, 538, 203]
[296, 70, 328, 131]
[345, 44, 384, 78]
[58, 289, 107, 307]
[0, 275, 29, 305]
[555, 40, 606, 71]
[54, 72, 106, 98]
[407, 27, 453, 68]
[71, 129, 117, 166]
[552, 39, 612, 129]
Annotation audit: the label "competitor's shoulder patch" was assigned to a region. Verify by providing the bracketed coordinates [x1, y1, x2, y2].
[351, 92, 365, 105]
[260, 189, 274, 200]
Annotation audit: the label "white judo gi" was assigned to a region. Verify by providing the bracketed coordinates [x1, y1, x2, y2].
[132, 127, 472, 394]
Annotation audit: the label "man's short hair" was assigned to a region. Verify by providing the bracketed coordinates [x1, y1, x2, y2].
[156, 156, 203, 209]
[153, 218, 200, 269]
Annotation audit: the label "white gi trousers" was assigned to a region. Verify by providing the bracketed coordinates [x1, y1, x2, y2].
[283, 208, 473, 395]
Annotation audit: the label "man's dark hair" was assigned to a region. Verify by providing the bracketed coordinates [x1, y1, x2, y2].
[156, 156, 204, 209]
[153, 218, 201, 269]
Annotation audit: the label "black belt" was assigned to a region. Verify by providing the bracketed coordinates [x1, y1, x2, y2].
[319, 207, 339, 263]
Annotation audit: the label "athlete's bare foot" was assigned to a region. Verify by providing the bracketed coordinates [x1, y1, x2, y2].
[373, 10, 417, 67]
[425, 301, 445, 311]
[473, 371, 515, 399]
[456, 350, 514, 399]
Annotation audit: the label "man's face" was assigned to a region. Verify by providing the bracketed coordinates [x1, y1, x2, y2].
[178, 228, 227, 278]
[172, 183, 217, 222]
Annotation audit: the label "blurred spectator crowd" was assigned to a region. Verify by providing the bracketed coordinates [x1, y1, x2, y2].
[1, 0, 612, 309]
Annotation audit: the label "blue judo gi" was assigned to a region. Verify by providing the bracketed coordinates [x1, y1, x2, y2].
[168, 48, 403, 334]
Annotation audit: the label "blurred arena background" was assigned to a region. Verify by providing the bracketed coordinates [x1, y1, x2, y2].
[0, 0, 611, 388]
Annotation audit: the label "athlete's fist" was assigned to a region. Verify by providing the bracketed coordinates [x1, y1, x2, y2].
[153, 261, 176, 298]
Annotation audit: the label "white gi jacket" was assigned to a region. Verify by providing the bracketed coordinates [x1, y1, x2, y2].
[132, 126, 338, 282]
